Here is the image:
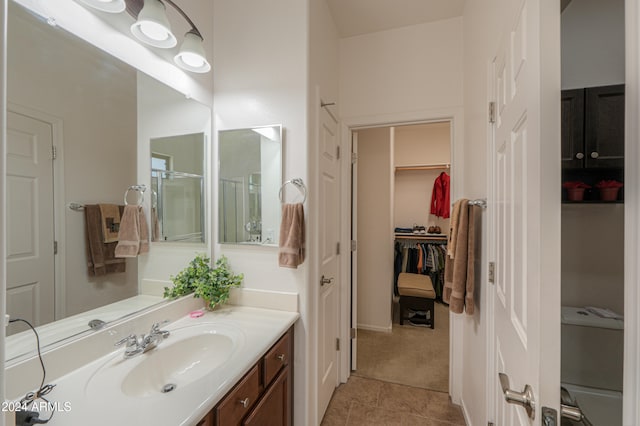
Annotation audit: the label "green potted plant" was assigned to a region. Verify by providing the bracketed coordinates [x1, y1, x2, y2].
[163, 254, 243, 310]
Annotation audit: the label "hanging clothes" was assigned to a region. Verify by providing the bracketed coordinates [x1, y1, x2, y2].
[430, 172, 451, 218]
[393, 239, 448, 301]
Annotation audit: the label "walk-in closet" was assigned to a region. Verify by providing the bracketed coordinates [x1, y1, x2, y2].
[352, 121, 452, 393]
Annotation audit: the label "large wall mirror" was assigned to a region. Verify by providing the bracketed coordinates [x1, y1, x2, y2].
[5, 1, 210, 362]
[219, 126, 282, 245]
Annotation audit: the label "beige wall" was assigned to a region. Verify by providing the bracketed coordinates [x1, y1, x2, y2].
[339, 17, 463, 119]
[562, 205, 624, 314]
[394, 122, 451, 234]
[356, 127, 393, 331]
[8, 4, 138, 317]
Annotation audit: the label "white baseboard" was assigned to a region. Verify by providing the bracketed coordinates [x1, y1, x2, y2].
[460, 397, 473, 426]
[228, 287, 298, 312]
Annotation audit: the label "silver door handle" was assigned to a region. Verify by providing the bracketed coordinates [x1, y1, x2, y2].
[499, 373, 536, 420]
[320, 275, 334, 286]
[560, 387, 593, 425]
[590, 151, 599, 159]
[576, 152, 584, 159]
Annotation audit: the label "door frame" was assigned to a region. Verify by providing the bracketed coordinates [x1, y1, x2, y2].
[7, 103, 66, 320]
[624, 0, 640, 423]
[338, 107, 465, 401]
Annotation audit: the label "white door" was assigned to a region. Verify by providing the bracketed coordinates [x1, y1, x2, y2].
[6, 111, 56, 333]
[490, 1, 560, 424]
[350, 131, 358, 370]
[318, 105, 340, 422]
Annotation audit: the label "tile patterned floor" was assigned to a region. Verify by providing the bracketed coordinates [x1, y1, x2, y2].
[321, 376, 466, 426]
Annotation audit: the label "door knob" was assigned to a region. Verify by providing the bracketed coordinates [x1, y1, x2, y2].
[499, 373, 536, 420]
[320, 275, 334, 286]
[575, 152, 584, 159]
[560, 387, 593, 425]
[590, 151, 599, 159]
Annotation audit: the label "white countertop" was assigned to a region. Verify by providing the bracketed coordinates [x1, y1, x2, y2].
[18, 306, 299, 426]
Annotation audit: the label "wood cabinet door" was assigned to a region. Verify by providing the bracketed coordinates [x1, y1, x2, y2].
[561, 88, 585, 169]
[585, 84, 625, 168]
[243, 367, 290, 426]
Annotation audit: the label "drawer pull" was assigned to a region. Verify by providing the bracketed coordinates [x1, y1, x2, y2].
[239, 397, 250, 408]
[276, 354, 285, 362]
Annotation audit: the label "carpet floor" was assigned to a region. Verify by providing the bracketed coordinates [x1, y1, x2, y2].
[353, 301, 450, 393]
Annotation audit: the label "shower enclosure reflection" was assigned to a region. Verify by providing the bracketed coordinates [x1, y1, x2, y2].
[151, 133, 205, 243]
[219, 125, 282, 245]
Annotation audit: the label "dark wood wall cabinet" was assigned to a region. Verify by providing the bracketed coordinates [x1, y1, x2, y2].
[561, 84, 625, 202]
[562, 84, 624, 169]
[196, 327, 293, 426]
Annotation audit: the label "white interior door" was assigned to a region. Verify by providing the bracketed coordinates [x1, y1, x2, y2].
[350, 131, 358, 371]
[318, 106, 340, 423]
[6, 110, 55, 333]
[490, 1, 560, 424]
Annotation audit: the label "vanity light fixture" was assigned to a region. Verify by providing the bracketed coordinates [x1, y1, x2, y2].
[76, 0, 211, 73]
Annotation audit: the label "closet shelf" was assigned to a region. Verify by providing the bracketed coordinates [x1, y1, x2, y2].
[395, 163, 450, 172]
[394, 233, 448, 240]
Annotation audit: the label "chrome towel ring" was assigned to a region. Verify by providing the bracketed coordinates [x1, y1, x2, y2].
[279, 178, 307, 204]
[124, 184, 147, 206]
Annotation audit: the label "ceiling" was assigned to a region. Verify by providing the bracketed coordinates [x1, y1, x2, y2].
[325, 0, 465, 38]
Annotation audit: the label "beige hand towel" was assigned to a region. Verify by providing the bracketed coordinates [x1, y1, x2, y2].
[443, 199, 469, 314]
[447, 199, 464, 258]
[115, 205, 150, 258]
[99, 204, 121, 243]
[279, 203, 305, 268]
[443, 201, 481, 315]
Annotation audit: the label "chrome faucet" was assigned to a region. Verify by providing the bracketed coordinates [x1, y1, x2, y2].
[114, 320, 171, 359]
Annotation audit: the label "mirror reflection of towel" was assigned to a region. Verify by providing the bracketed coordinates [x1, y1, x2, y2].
[84, 205, 126, 276]
[115, 205, 150, 258]
[99, 204, 121, 243]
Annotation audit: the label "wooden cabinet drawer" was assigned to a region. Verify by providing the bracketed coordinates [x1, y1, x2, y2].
[216, 364, 261, 426]
[263, 330, 291, 386]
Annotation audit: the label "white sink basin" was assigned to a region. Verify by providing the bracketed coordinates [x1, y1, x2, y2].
[85, 323, 244, 399]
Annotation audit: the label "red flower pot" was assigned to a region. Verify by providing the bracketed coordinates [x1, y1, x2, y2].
[599, 187, 620, 201]
[567, 188, 586, 201]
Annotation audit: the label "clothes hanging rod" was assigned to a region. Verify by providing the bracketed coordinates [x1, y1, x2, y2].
[395, 163, 450, 172]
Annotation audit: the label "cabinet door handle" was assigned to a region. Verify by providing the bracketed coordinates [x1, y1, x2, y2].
[575, 152, 584, 160]
[276, 354, 285, 362]
[239, 397, 250, 408]
[590, 151, 599, 159]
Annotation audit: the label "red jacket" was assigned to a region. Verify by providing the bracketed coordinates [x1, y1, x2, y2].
[430, 172, 450, 218]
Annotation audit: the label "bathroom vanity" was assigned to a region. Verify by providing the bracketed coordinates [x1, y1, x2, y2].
[197, 327, 292, 426]
[4, 303, 298, 426]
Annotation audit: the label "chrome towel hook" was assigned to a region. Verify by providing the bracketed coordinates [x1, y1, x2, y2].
[124, 184, 147, 206]
[279, 178, 307, 204]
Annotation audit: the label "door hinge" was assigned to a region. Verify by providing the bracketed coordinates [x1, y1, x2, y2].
[350, 328, 357, 339]
[351, 152, 357, 164]
[51, 146, 57, 160]
[336, 145, 341, 159]
[350, 240, 357, 251]
[54, 241, 58, 255]
[336, 338, 340, 351]
[336, 242, 340, 255]
[489, 262, 496, 284]
[489, 101, 496, 124]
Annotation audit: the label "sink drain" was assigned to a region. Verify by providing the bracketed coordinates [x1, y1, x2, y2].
[161, 383, 177, 393]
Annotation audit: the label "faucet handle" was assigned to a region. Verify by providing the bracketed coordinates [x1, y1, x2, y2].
[150, 320, 170, 338]
[115, 334, 139, 347]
